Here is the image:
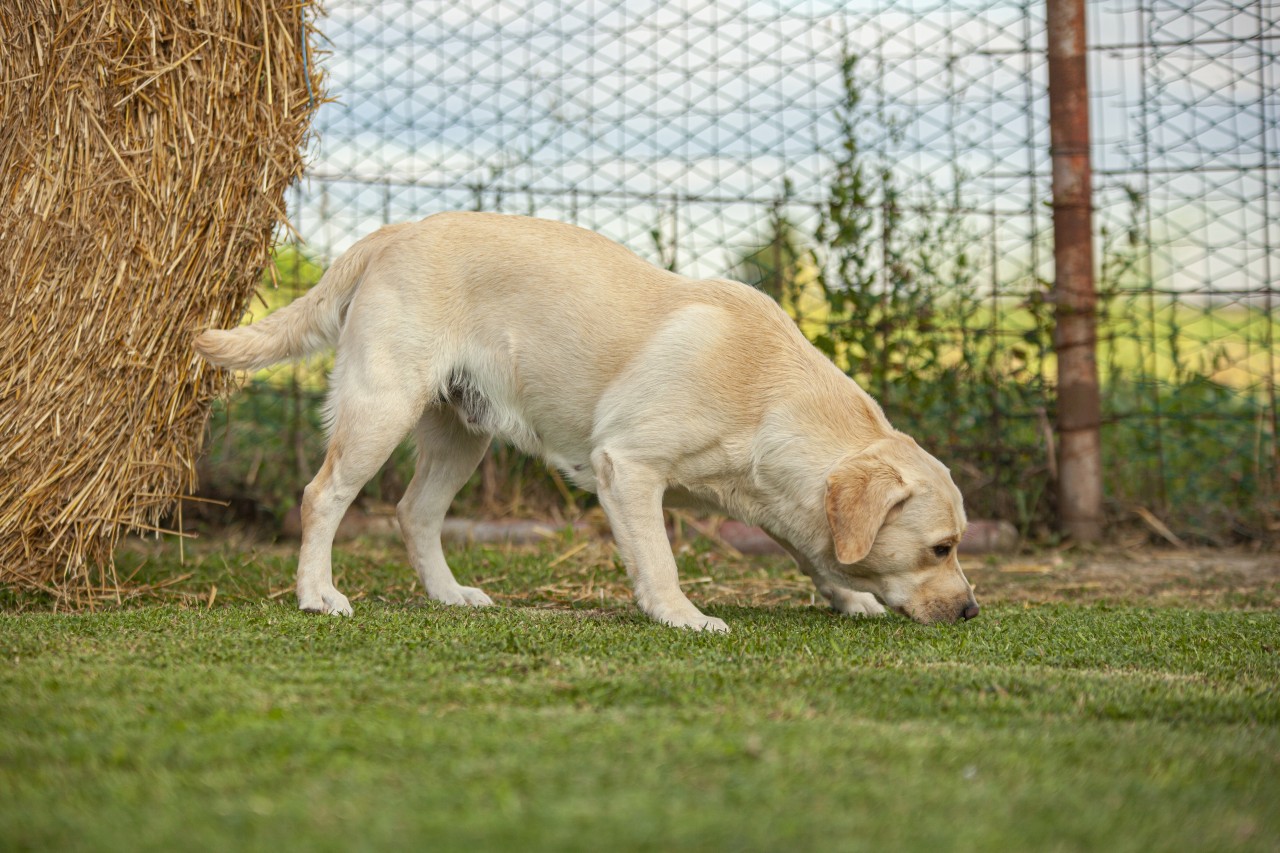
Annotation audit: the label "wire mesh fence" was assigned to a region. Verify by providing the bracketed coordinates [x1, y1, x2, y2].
[207, 0, 1278, 543]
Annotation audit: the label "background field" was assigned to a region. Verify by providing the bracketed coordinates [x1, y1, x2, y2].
[240, 0, 1278, 549]
[2, 534, 1276, 851]
[205, 256, 1280, 546]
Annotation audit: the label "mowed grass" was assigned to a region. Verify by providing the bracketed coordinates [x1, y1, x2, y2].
[2, 537, 1278, 852]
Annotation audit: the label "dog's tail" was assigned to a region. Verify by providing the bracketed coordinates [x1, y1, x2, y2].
[194, 225, 406, 372]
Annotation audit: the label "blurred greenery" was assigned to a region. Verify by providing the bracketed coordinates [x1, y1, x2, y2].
[199, 229, 1276, 545]
[197, 74, 1276, 544]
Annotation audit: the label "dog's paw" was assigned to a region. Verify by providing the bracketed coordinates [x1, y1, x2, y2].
[298, 586, 354, 617]
[429, 585, 494, 607]
[828, 589, 887, 618]
[651, 607, 730, 633]
[691, 615, 731, 633]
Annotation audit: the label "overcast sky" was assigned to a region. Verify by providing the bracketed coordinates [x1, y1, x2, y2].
[287, 0, 1276, 295]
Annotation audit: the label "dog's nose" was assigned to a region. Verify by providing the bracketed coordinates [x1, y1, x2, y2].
[960, 602, 980, 621]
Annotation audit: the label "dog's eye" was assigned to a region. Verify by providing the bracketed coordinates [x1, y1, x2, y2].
[932, 544, 953, 559]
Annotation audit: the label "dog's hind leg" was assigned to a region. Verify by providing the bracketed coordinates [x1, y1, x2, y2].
[398, 408, 493, 607]
[296, 385, 423, 616]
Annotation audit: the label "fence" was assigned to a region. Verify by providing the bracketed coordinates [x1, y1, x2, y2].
[207, 0, 1279, 544]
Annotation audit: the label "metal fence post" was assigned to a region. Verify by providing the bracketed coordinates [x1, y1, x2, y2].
[1047, 0, 1103, 540]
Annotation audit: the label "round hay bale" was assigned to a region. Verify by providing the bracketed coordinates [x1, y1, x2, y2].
[0, 0, 323, 605]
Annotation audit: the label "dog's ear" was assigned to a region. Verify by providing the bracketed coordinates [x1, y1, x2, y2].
[825, 456, 912, 564]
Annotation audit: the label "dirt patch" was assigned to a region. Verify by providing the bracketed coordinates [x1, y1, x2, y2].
[964, 549, 1279, 609]
[493, 539, 1279, 611]
[101, 527, 1277, 614]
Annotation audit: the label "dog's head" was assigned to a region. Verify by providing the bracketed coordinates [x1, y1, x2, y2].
[823, 437, 978, 624]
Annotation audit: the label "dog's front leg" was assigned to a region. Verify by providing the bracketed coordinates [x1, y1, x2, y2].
[823, 587, 887, 617]
[771, 535, 886, 618]
[592, 449, 729, 632]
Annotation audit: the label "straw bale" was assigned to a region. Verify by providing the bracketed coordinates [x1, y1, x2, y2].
[0, 0, 323, 605]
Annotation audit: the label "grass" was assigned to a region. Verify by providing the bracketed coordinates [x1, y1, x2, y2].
[2, 535, 1278, 851]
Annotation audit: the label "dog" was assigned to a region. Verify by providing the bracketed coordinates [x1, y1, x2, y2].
[195, 212, 978, 631]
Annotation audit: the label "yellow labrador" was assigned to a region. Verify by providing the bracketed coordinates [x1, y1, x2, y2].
[195, 212, 978, 630]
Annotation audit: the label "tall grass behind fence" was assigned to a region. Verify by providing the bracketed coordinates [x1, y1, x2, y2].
[212, 0, 1278, 544]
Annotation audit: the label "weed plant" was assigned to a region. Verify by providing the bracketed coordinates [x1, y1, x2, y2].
[196, 62, 1276, 544]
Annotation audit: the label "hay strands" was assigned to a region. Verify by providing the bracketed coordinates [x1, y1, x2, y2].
[0, 0, 324, 607]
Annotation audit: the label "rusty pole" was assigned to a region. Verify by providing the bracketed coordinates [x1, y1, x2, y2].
[1047, 0, 1103, 541]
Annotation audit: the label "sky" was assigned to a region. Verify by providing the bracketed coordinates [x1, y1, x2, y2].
[285, 0, 1278, 300]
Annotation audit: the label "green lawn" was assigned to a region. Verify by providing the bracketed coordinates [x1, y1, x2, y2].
[2, 539, 1277, 851]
